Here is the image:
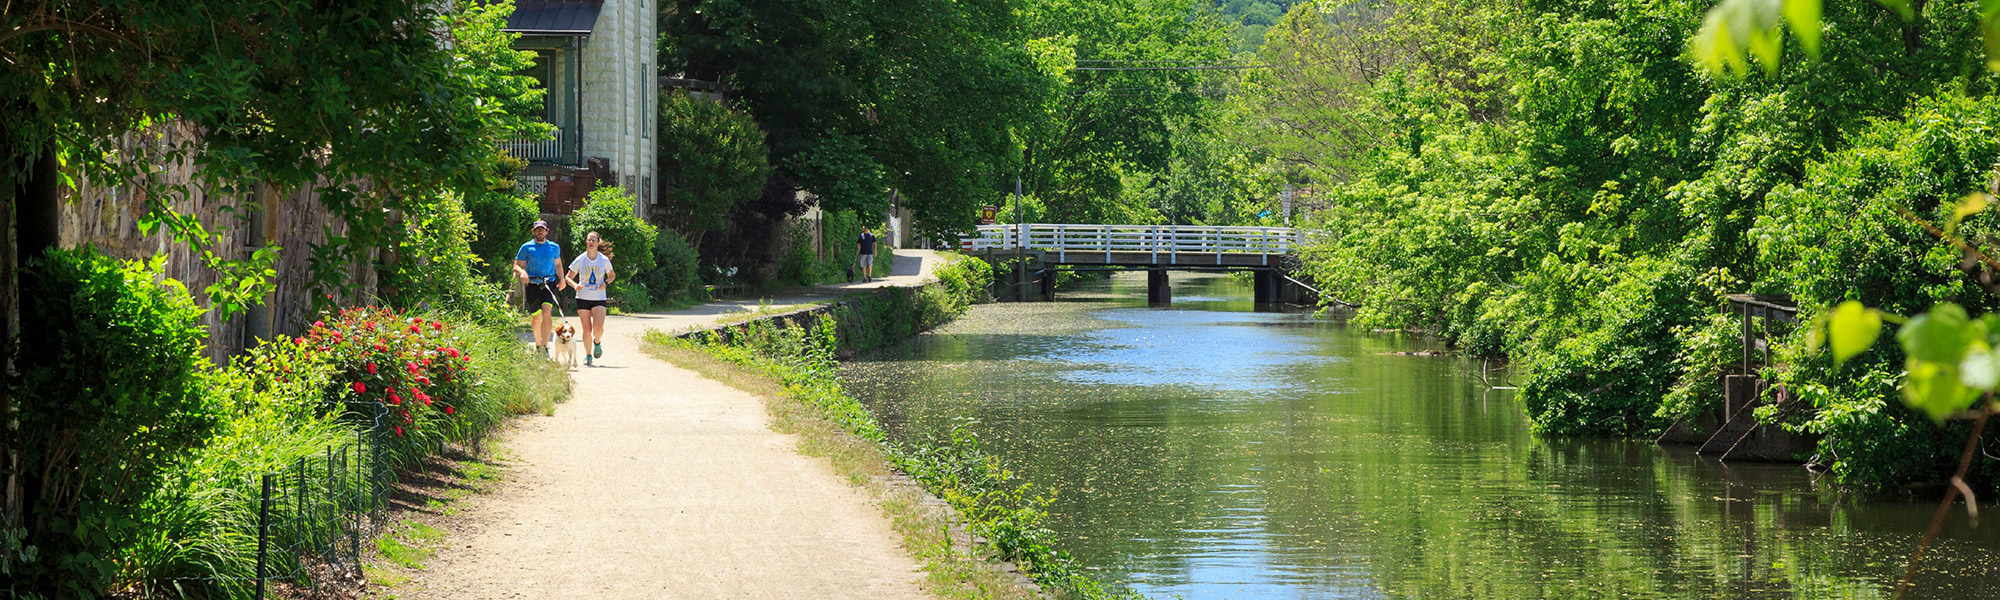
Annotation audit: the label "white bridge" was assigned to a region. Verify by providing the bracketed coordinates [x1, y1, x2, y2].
[962, 223, 1305, 267]
[960, 224, 1316, 304]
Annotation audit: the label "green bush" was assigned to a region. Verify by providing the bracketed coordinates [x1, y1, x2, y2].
[389, 192, 514, 328]
[779, 225, 820, 285]
[6, 249, 215, 598]
[570, 187, 659, 303]
[109, 308, 568, 596]
[464, 188, 540, 285]
[1753, 92, 2000, 490]
[118, 339, 346, 598]
[819, 210, 860, 283]
[640, 227, 706, 305]
[1515, 258, 1707, 436]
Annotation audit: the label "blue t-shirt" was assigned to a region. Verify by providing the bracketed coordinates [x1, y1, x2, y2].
[515, 240, 563, 280]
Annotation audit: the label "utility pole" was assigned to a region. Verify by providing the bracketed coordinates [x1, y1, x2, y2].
[1014, 176, 1026, 302]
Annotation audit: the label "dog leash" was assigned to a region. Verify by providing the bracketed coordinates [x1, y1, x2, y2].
[538, 279, 569, 322]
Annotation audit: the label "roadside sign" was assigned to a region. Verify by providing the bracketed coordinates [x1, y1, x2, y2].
[980, 204, 998, 225]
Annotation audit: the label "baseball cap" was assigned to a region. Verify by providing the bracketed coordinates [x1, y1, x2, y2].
[531, 220, 549, 231]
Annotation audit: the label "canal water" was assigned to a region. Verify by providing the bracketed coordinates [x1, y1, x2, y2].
[841, 272, 2000, 599]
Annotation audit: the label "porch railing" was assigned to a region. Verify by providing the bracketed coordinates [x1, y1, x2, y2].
[502, 127, 565, 162]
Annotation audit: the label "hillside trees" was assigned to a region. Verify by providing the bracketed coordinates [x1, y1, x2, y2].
[1264, 0, 2000, 490]
[1017, 0, 1244, 225]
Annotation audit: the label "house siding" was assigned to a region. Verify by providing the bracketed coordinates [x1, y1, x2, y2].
[577, 0, 655, 212]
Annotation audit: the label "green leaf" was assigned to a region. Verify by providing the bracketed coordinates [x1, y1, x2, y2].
[1784, 0, 1824, 58]
[1897, 303, 1975, 364]
[1983, 8, 2000, 72]
[1693, 0, 1812, 76]
[1876, 0, 1916, 21]
[1906, 360, 1982, 420]
[1946, 193, 1990, 236]
[1963, 341, 2000, 390]
[1827, 301, 1883, 365]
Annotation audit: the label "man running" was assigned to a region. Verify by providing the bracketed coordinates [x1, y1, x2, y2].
[857, 226, 877, 283]
[514, 220, 566, 356]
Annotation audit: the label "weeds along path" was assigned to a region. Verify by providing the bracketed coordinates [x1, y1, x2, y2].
[404, 294, 934, 597]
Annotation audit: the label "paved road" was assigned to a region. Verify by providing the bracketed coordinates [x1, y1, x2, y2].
[405, 252, 943, 599]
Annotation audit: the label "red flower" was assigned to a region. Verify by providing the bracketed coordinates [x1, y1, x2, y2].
[409, 325, 420, 333]
[374, 342, 387, 352]
[367, 362, 378, 374]
[432, 322, 444, 331]
[443, 347, 460, 359]
[294, 337, 306, 346]
[314, 320, 325, 328]
[389, 390, 401, 404]
[445, 406, 454, 416]
[352, 381, 367, 394]
[416, 376, 432, 386]
[407, 362, 420, 375]
[394, 426, 403, 437]
[423, 358, 432, 367]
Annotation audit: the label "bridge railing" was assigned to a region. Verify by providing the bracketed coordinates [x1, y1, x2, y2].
[961, 224, 1304, 264]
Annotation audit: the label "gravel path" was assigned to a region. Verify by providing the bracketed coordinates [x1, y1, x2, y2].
[404, 252, 944, 599]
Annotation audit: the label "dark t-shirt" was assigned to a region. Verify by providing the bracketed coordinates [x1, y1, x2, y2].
[858, 232, 877, 255]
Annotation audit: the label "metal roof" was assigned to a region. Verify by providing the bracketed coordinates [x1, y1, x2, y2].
[504, 1, 604, 36]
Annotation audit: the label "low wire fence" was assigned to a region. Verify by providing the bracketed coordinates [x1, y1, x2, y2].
[141, 405, 407, 599]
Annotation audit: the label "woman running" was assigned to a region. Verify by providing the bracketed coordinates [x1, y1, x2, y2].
[566, 231, 614, 365]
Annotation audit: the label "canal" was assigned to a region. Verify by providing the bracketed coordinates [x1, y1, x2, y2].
[842, 272, 2000, 599]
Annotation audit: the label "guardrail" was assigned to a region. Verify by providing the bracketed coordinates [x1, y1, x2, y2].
[962, 224, 1304, 264]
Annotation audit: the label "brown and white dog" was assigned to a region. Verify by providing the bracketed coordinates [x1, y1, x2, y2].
[552, 322, 578, 369]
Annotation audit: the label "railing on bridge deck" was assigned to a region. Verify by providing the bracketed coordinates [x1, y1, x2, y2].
[961, 224, 1305, 265]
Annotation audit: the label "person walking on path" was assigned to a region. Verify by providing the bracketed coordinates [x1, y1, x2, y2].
[514, 220, 566, 355]
[566, 231, 614, 366]
[857, 226, 877, 282]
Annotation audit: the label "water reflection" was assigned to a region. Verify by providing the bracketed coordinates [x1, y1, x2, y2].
[843, 272, 2000, 599]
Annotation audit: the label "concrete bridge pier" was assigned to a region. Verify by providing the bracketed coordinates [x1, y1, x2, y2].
[1147, 268, 1171, 306]
[1253, 269, 1279, 305]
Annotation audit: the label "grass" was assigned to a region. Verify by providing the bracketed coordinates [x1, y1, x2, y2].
[645, 342, 1039, 600]
[361, 443, 514, 596]
[373, 522, 440, 570]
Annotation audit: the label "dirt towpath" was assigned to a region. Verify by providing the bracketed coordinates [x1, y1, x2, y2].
[404, 252, 945, 599]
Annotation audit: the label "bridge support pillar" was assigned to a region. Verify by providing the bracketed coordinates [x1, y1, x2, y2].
[1253, 269, 1277, 305]
[1147, 268, 1171, 306]
[1039, 267, 1056, 301]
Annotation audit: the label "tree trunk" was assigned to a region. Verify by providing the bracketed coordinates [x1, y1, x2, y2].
[4, 139, 58, 536]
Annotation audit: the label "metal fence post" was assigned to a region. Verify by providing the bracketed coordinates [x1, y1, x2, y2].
[258, 473, 272, 600]
[352, 435, 362, 566]
[326, 445, 336, 565]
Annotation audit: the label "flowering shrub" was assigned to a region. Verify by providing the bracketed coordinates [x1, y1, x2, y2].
[300, 306, 477, 463]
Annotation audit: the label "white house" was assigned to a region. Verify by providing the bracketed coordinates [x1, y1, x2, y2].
[502, 0, 657, 213]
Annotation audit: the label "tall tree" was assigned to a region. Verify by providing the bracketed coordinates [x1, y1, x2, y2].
[664, 0, 1042, 235]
